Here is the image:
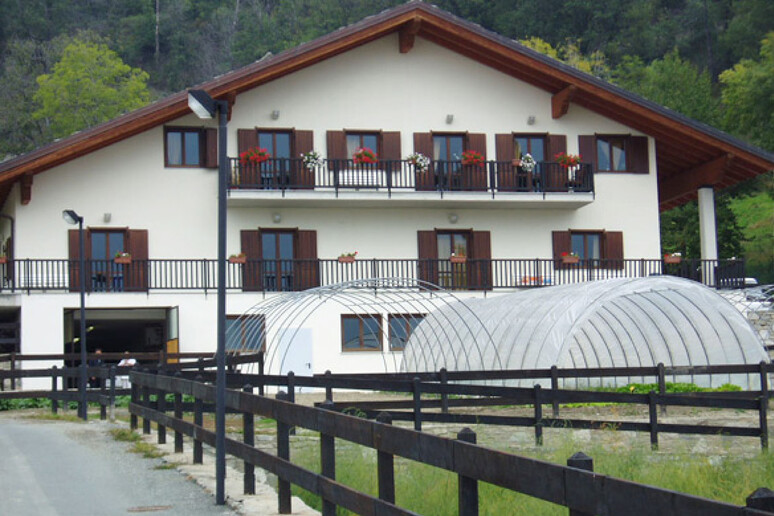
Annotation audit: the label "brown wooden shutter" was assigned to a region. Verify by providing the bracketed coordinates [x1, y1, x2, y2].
[628, 136, 649, 174]
[204, 128, 218, 168]
[296, 230, 319, 289]
[605, 231, 624, 269]
[470, 230, 492, 290]
[292, 129, 315, 188]
[241, 230, 261, 291]
[465, 133, 487, 190]
[417, 230, 438, 286]
[495, 133, 516, 191]
[552, 230, 571, 268]
[124, 229, 149, 292]
[546, 135, 568, 191]
[578, 135, 596, 171]
[237, 129, 259, 187]
[413, 132, 434, 191]
[381, 131, 401, 166]
[326, 130, 347, 160]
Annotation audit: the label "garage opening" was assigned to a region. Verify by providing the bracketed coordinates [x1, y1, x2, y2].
[63, 307, 177, 375]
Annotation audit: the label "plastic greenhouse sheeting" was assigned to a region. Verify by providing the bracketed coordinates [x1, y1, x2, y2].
[402, 276, 768, 388]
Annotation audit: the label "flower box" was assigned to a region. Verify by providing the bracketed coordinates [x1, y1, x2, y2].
[229, 255, 247, 264]
[450, 255, 467, 264]
[562, 255, 580, 264]
[664, 255, 682, 264]
[0, 256, 7, 264]
[114, 256, 132, 264]
[338, 256, 356, 263]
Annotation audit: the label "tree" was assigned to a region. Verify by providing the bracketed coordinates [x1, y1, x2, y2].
[520, 37, 610, 79]
[33, 39, 150, 139]
[719, 32, 774, 152]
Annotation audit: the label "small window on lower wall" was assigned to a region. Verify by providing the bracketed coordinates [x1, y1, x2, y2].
[341, 314, 382, 352]
[388, 314, 425, 351]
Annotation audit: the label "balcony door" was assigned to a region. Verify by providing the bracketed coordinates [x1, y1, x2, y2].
[91, 231, 125, 292]
[258, 131, 292, 189]
[240, 229, 319, 291]
[236, 128, 314, 189]
[261, 231, 295, 292]
[437, 231, 469, 289]
[418, 229, 491, 290]
[414, 132, 487, 191]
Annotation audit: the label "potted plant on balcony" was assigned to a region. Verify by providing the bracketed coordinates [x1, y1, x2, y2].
[300, 150, 323, 170]
[450, 252, 467, 264]
[114, 251, 132, 264]
[406, 152, 430, 173]
[519, 153, 536, 173]
[664, 252, 682, 264]
[353, 147, 377, 164]
[0, 255, 7, 264]
[240, 147, 272, 165]
[461, 150, 484, 167]
[555, 152, 582, 169]
[338, 251, 358, 263]
[229, 253, 247, 264]
[561, 251, 580, 264]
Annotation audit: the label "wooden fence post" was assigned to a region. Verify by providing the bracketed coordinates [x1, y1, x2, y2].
[759, 396, 769, 450]
[51, 366, 58, 415]
[567, 452, 594, 516]
[413, 377, 422, 431]
[142, 369, 151, 435]
[376, 412, 395, 504]
[258, 352, 265, 396]
[109, 366, 116, 422]
[173, 372, 183, 453]
[99, 365, 107, 421]
[551, 365, 560, 418]
[760, 361, 769, 400]
[276, 390, 291, 514]
[10, 351, 15, 390]
[287, 371, 296, 436]
[193, 375, 204, 465]
[534, 384, 543, 446]
[657, 362, 667, 416]
[320, 399, 336, 516]
[457, 427, 478, 516]
[746, 487, 774, 512]
[440, 368, 449, 414]
[130, 372, 138, 431]
[157, 371, 167, 445]
[325, 370, 333, 402]
[243, 384, 255, 495]
[649, 390, 659, 450]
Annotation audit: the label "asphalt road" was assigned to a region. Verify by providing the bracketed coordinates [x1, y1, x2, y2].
[0, 415, 236, 516]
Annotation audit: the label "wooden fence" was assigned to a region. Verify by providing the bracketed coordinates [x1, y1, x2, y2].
[129, 371, 774, 515]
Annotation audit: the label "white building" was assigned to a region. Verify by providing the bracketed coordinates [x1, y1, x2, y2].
[0, 2, 772, 384]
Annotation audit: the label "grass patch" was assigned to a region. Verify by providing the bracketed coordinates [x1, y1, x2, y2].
[131, 441, 166, 459]
[110, 428, 142, 442]
[153, 461, 184, 470]
[26, 412, 83, 423]
[288, 430, 774, 515]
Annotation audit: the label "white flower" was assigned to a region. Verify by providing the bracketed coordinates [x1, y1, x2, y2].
[301, 150, 323, 170]
[406, 152, 430, 173]
[520, 153, 536, 173]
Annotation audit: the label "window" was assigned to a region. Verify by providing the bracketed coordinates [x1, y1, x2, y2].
[165, 127, 203, 167]
[346, 132, 379, 158]
[388, 314, 424, 351]
[417, 229, 492, 290]
[68, 228, 149, 292]
[342, 314, 383, 351]
[226, 315, 266, 353]
[514, 135, 546, 162]
[258, 131, 292, 159]
[571, 232, 601, 260]
[437, 231, 470, 289]
[596, 136, 627, 171]
[261, 231, 295, 292]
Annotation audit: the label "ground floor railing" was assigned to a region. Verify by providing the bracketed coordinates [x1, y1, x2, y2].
[128, 370, 774, 515]
[0, 257, 746, 293]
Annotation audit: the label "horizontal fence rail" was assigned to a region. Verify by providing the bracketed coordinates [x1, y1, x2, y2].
[128, 371, 774, 516]
[0, 257, 746, 293]
[228, 158, 595, 197]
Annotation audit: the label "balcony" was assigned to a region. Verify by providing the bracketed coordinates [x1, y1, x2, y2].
[0, 258, 745, 294]
[227, 158, 594, 206]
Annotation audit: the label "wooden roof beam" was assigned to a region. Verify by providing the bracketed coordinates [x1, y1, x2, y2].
[659, 154, 733, 204]
[552, 85, 576, 119]
[399, 19, 421, 53]
[20, 174, 32, 205]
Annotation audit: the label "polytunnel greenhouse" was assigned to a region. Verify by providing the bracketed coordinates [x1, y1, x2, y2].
[402, 276, 768, 388]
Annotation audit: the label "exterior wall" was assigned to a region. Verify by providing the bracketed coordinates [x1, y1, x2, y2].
[4, 32, 664, 385]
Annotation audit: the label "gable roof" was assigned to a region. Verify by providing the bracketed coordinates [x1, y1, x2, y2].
[1, 0, 772, 211]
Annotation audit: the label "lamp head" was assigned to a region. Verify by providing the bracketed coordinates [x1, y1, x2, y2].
[188, 89, 216, 119]
[62, 209, 82, 225]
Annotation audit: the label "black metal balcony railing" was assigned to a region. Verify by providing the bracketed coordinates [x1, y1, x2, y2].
[228, 158, 594, 197]
[0, 258, 745, 294]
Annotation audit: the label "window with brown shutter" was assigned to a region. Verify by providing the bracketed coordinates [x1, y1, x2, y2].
[237, 128, 315, 188]
[580, 134, 649, 174]
[417, 229, 491, 290]
[552, 229, 624, 269]
[68, 228, 149, 292]
[240, 228, 318, 291]
[165, 127, 215, 168]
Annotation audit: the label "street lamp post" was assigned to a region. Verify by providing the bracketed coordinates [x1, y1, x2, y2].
[188, 88, 229, 505]
[62, 209, 88, 420]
